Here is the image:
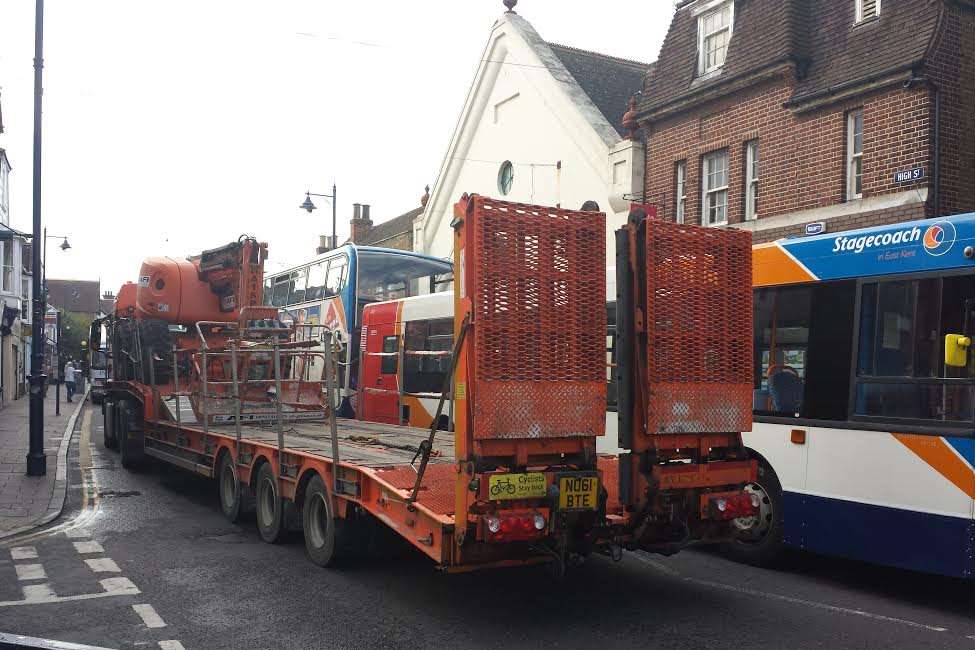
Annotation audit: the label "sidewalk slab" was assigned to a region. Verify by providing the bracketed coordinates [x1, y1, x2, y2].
[0, 387, 87, 539]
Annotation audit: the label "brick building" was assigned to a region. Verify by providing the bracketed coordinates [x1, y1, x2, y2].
[634, 0, 975, 243]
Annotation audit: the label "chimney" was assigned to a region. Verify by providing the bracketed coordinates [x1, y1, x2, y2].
[350, 202, 373, 244]
[316, 234, 332, 255]
[102, 291, 115, 300]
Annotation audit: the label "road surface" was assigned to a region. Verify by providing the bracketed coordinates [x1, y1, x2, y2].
[1, 402, 973, 649]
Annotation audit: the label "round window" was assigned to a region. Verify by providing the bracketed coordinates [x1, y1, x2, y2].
[497, 161, 514, 196]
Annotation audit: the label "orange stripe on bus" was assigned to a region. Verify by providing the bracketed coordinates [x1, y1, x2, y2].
[893, 433, 975, 499]
[752, 243, 815, 287]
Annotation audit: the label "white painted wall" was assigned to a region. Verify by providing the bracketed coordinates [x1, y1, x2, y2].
[416, 13, 642, 270]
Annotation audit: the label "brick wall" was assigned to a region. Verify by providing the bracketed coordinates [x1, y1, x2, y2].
[924, 5, 975, 218]
[750, 202, 926, 244]
[644, 75, 934, 231]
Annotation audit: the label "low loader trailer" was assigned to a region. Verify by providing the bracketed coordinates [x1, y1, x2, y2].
[101, 196, 759, 573]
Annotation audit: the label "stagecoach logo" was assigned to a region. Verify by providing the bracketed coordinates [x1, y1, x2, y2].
[831, 226, 921, 254]
[922, 221, 957, 257]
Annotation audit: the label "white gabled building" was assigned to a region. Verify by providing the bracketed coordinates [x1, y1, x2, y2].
[414, 3, 652, 264]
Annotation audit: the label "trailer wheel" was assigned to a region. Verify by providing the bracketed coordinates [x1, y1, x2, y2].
[302, 474, 355, 567]
[722, 458, 784, 567]
[255, 463, 287, 543]
[217, 452, 252, 523]
[117, 400, 145, 470]
[103, 401, 118, 451]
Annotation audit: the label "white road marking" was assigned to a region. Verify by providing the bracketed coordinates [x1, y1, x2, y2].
[85, 558, 121, 573]
[100, 577, 138, 593]
[158, 641, 185, 649]
[22, 584, 55, 600]
[631, 552, 681, 577]
[0, 577, 140, 607]
[73, 541, 104, 554]
[9, 547, 38, 561]
[687, 576, 949, 632]
[14, 564, 46, 581]
[132, 603, 167, 629]
[64, 528, 90, 539]
[630, 555, 949, 634]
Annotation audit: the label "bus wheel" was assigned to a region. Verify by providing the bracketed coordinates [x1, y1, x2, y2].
[302, 474, 358, 567]
[117, 400, 144, 469]
[722, 458, 784, 567]
[103, 401, 118, 451]
[255, 463, 286, 544]
[217, 452, 250, 523]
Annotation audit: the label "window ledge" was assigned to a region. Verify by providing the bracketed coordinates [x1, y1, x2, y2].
[852, 15, 880, 29]
[692, 68, 724, 87]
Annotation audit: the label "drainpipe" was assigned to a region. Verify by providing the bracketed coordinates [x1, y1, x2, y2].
[905, 74, 941, 218]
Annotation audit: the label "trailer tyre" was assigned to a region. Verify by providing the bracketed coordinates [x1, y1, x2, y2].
[117, 400, 145, 470]
[302, 474, 356, 567]
[255, 463, 287, 544]
[722, 458, 785, 567]
[217, 452, 252, 523]
[103, 401, 118, 451]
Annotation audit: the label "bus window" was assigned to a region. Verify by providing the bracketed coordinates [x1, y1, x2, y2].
[271, 274, 292, 307]
[357, 251, 452, 305]
[404, 318, 453, 394]
[380, 335, 399, 375]
[854, 274, 975, 424]
[288, 268, 308, 305]
[325, 257, 347, 297]
[306, 262, 326, 301]
[753, 281, 856, 420]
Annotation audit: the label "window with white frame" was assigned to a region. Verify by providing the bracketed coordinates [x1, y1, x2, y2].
[702, 150, 729, 226]
[745, 140, 759, 220]
[0, 242, 13, 293]
[675, 161, 687, 224]
[698, 2, 734, 75]
[0, 160, 8, 225]
[856, 0, 880, 23]
[847, 109, 864, 200]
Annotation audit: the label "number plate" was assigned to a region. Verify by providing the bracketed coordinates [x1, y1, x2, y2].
[487, 472, 546, 500]
[558, 474, 599, 511]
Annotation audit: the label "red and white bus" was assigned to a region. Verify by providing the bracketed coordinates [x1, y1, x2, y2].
[358, 292, 454, 429]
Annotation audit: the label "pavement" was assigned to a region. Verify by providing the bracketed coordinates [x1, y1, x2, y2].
[0, 384, 86, 539]
[0, 404, 973, 649]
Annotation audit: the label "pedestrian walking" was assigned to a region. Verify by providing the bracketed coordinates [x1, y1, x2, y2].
[64, 361, 76, 402]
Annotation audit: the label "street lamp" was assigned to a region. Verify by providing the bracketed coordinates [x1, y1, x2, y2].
[300, 183, 337, 251]
[27, 0, 48, 476]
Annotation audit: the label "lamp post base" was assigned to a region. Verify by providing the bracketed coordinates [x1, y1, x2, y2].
[26, 371, 47, 476]
[26, 452, 46, 476]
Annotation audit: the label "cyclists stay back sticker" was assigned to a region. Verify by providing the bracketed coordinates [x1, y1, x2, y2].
[487, 473, 547, 500]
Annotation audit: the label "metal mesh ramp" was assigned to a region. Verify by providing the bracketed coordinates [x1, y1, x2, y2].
[467, 197, 607, 440]
[644, 220, 753, 434]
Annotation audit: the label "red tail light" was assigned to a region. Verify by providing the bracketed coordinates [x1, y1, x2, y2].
[706, 492, 758, 521]
[481, 511, 548, 542]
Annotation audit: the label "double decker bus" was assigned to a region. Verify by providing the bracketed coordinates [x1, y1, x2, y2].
[263, 245, 452, 415]
[359, 212, 975, 579]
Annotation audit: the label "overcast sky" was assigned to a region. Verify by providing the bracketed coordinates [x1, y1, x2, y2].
[0, 0, 673, 292]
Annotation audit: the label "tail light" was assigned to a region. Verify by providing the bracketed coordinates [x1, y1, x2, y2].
[706, 492, 758, 521]
[481, 511, 548, 542]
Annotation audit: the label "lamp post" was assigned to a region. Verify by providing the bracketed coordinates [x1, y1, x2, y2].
[26, 0, 47, 476]
[300, 183, 337, 250]
[53, 311, 60, 416]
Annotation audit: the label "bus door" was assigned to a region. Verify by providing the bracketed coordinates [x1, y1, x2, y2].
[360, 306, 400, 425]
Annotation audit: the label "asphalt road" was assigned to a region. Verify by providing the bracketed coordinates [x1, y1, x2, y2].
[1, 401, 974, 649]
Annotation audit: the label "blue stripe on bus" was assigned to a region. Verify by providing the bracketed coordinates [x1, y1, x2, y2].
[944, 437, 975, 468]
[782, 491, 973, 579]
